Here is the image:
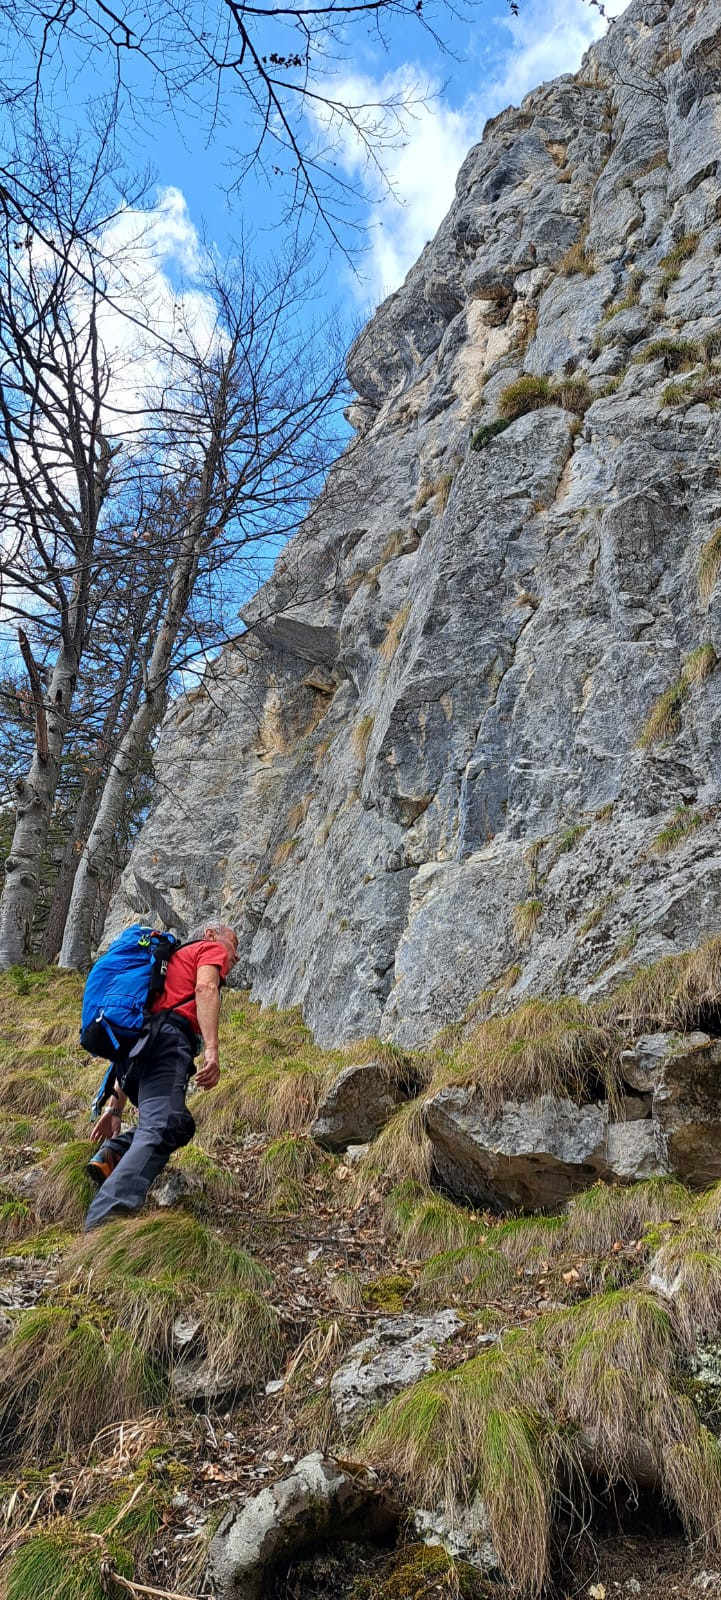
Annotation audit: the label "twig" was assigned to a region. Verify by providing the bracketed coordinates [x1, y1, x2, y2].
[100, 1561, 205, 1600]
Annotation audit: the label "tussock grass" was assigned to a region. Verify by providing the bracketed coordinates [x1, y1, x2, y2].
[173, 1142, 239, 1203]
[602, 936, 721, 1034]
[634, 336, 700, 371]
[72, 1210, 269, 1295]
[497, 375, 552, 419]
[639, 680, 684, 745]
[560, 228, 595, 277]
[0, 1305, 160, 1461]
[447, 998, 621, 1111]
[684, 643, 717, 686]
[1, 1524, 132, 1600]
[0, 1195, 33, 1244]
[68, 1213, 280, 1388]
[353, 1098, 434, 1195]
[0, 1072, 60, 1117]
[699, 528, 721, 602]
[658, 232, 699, 293]
[34, 1141, 95, 1228]
[362, 1286, 721, 1592]
[652, 804, 703, 854]
[420, 1243, 515, 1306]
[565, 1177, 692, 1255]
[388, 1181, 483, 1255]
[649, 1227, 721, 1344]
[257, 1132, 322, 1213]
[512, 897, 543, 942]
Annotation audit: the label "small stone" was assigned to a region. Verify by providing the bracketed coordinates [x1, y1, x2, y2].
[330, 1310, 463, 1425]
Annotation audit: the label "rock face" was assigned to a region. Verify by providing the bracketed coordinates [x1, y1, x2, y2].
[108, 0, 721, 1050]
[206, 1453, 399, 1599]
[330, 1310, 464, 1425]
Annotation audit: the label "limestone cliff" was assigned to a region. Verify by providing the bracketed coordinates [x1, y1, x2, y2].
[108, 0, 721, 1047]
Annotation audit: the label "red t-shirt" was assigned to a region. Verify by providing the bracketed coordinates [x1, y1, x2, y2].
[150, 939, 232, 1033]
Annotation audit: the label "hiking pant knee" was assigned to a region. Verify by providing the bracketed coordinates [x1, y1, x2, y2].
[85, 1019, 195, 1230]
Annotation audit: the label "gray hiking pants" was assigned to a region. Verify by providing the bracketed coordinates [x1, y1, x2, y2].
[85, 1015, 197, 1230]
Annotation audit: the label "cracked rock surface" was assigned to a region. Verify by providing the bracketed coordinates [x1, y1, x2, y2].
[108, 0, 721, 1050]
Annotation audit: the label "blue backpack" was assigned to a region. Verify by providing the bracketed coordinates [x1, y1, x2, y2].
[81, 925, 185, 1111]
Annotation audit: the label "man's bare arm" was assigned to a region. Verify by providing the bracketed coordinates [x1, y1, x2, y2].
[195, 964, 222, 1088]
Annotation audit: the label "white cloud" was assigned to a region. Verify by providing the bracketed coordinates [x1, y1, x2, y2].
[324, 0, 630, 304]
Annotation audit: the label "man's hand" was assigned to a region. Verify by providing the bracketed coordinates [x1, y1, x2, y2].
[195, 1053, 220, 1090]
[90, 1109, 122, 1143]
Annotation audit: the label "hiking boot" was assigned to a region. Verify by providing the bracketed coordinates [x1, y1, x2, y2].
[86, 1153, 118, 1186]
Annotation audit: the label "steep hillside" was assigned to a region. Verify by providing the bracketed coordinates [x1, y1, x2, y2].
[108, 0, 721, 1050]
[6, 963, 721, 1600]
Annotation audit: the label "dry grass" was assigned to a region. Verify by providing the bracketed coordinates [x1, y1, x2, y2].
[658, 232, 699, 293]
[512, 897, 543, 943]
[352, 1097, 434, 1196]
[565, 1177, 692, 1255]
[699, 528, 721, 603]
[560, 226, 595, 277]
[352, 711, 375, 768]
[652, 805, 704, 854]
[639, 680, 684, 745]
[602, 937, 721, 1034]
[414, 473, 453, 512]
[256, 1132, 323, 1213]
[683, 643, 717, 687]
[649, 1226, 721, 1345]
[446, 997, 622, 1111]
[380, 604, 411, 663]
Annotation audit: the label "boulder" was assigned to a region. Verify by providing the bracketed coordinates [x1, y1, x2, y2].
[330, 1310, 464, 1426]
[424, 1089, 667, 1210]
[311, 1062, 409, 1150]
[206, 1452, 400, 1600]
[621, 1032, 721, 1186]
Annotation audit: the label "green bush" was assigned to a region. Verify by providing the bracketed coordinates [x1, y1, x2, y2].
[471, 418, 511, 450]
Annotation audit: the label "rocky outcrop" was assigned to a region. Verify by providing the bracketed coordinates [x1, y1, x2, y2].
[422, 1028, 721, 1208]
[207, 1453, 399, 1599]
[108, 0, 721, 1051]
[424, 1087, 666, 1209]
[329, 1310, 464, 1425]
[311, 1061, 411, 1149]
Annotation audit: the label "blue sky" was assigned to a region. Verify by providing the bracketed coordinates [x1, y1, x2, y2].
[69, 0, 625, 319]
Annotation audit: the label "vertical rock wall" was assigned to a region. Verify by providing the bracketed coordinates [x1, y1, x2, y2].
[107, 0, 721, 1046]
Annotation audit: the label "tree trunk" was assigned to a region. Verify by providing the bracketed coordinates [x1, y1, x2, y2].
[58, 690, 162, 968]
[40, 655, 147, 962]
[0, 641, 80, 968]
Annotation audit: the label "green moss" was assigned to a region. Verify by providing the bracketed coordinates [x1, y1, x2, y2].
[352, 1543, 495, 1599]
[365, 1273, 414, 1313]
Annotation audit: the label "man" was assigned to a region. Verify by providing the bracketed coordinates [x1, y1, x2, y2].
[85, 923, 239, 1230]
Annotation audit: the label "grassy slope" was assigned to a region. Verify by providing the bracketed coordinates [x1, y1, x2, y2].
[1, 953, 721, 1596]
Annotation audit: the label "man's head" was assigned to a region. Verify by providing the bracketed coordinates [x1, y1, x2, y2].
[204, 924, 239, 970]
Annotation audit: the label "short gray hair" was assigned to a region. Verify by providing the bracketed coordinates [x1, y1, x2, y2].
[187, 922, 237, 942]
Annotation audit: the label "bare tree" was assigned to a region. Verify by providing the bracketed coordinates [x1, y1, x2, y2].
[0, 130, 134, 968]
[58, 245, 342, 968]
